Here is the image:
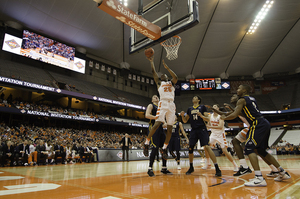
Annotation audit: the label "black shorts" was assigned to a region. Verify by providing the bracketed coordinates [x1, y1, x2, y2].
[189, 127, 209, 147]
[245, 118, 270, 153]
[148, 126, 165, 149]
[169, 136, 181, 151]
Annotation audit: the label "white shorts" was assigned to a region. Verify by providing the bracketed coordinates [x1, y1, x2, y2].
[155, 100, 176, 125]
[235, 127, 249, 143]
[209, 132, 228, 149]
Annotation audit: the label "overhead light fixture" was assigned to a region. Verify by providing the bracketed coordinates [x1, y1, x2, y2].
[247, 0, 274, 34]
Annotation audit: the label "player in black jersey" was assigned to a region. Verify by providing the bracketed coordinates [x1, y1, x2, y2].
[222, 84, 290, 186]
[169, 115, 189, 170]
[180, 96, 221, 177]
[145, 95, 173, 177]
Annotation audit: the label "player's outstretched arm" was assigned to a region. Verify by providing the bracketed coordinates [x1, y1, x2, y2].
[179, 122, 189, 143]
[180, 111, 189, 123]
[197, 112, 210, 122]
[148, 56, 160, 87]
[162, 60, 178, 85]
[222, 99, 245, 120]
[206, 105, 232, 116]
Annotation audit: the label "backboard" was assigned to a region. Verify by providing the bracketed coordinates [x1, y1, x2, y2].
[129, 0, 199, 54]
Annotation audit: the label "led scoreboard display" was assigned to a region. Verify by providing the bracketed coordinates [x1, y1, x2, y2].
[180, 78, 230, 91]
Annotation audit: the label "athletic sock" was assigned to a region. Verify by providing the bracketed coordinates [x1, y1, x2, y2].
[190, 163, 193, 168]
[277, 166, 285, 173]
[145, 138, 150, 145]
[162, 166, 167, 170]
[239, 159, 248, 169]
[148, 167, 152, 170]
[232, 161, 238, 167]
[162, 143, 168, 149]
[270, 164, 278, 172]
[206, 158, 210, 165]
[254, 170, 262, 177]
[214, 163, 220, 171]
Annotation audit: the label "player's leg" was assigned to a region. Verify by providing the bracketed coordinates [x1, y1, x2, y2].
[148, 147, 158, 177]
[203, 136, 216, 169]
[160, 108, 176, 159]
[200, 129, 221, 177]
[186, 129, 197, 175]
[176, 150, 181, 169]
[160, 132, 172, 175]
[244, 123, 267, 186]
[144, 121, 163, 157]
[218, 135, 239, 171]
[232, 129, 252, 176]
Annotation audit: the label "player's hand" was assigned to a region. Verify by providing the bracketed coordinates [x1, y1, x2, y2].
[186, 140, 189, 144]
[224, 103, 231, 109]
[220, 115, 226, 120]
[180, 111, 185, 117]
[162, 60, 169, 69]
[196, 112, 203, 117]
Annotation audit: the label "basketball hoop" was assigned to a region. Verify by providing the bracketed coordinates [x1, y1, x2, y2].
[160, 35, 182, 60]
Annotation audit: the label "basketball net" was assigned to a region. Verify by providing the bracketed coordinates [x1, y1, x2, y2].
[160, 35, 182, 60]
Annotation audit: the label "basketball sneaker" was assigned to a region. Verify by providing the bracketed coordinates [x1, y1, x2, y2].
[215, 170, 222, 177]
[266, 171, 279, 177]
[160, 148, 168, 160]
[147, 169, 155, 177]
[274, 171, 291, 181]
[244, 176, 267, 187]
[161, 168, 173, 175]
[233, 166, 252, 177]
[186, 167, 194, 175]
[143, 144, 149, 157]
[177, 166, 181, 170]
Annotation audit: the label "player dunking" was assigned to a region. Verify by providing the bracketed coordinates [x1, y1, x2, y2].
[143, 57, 178, 160]
[145, 95, 172, 177]
[180, 96, 222, 176]
[221, 84, 290, 186]
[169, 114, 189, 170]
[198, 104, 239, 172]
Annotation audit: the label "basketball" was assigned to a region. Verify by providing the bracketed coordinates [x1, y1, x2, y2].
[144, 48, 154, 58]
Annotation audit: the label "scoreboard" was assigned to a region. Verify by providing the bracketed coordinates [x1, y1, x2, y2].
[180, 78, 230, 91]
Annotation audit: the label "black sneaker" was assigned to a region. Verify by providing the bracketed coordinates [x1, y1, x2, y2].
[186, 167, 194, 175]
[160, 148, 168, 160]
[215, 169, 222, 177]
[147, 169, 155, 177]
[143, 144, 149, 157]
[161, 169, 173, 175]
[233, 166, 252, 177]
[266, 171, 279, 177]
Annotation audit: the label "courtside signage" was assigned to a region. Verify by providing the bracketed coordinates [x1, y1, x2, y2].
[96, 0, 161, 40]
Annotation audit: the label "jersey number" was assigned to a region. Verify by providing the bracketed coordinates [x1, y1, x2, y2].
[193, 114, 198, 120]
[164, 87, 172, 92]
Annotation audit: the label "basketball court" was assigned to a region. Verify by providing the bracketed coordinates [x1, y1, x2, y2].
[0, 155, 299, 198]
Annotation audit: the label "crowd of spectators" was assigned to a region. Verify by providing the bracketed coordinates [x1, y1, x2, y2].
[0, 122, 146, 167]
[271, 142, 300, 155]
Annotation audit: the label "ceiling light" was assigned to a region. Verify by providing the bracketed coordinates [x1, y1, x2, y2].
[124, 2, 127, 6]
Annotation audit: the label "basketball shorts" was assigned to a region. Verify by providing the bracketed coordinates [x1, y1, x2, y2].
[189, 127, 209, 147]
[245, 118, 271, 153]
[149, 125, 165, 149]
[155, 100, 176, 125]
[169, 136, 181, 151]
[209, 132, 228, 149]
[235, 127, 249, 143]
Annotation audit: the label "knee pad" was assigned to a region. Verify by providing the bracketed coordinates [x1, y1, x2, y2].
[189, 146, 195, 154]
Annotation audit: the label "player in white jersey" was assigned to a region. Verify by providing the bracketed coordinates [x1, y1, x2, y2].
[199, 104, 239, 172]
[143, 56, 178, 160]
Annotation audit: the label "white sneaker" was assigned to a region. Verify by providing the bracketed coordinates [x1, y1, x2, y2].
[202, 164, 211, 170]
[233, 166, 239, 172]
[200, 158, 205, 163]
[274, 171, 291, 182]
[177, 166, 181, 170]
[266, 171, 279, 177]
[244, 176, 267, 187]
[24, 163, 28, 166]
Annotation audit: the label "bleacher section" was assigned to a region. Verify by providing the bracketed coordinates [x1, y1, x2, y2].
[268, 82, 297, 110]
[0, 59, 52, 85]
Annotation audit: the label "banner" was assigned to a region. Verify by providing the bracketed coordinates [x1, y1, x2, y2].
[261, 80, 285, 94]
[0, 76, 146, 110]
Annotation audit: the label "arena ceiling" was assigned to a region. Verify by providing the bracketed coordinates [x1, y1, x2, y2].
[0, 0, 300, 80]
